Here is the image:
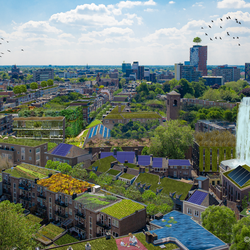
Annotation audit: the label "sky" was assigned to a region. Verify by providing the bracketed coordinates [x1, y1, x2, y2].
[0, 0, 250, 65]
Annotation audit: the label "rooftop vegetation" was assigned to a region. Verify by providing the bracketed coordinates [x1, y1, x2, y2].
[109, 105, 125, 114]
[26, 214, 43, 225]
[107, 169, 120, 176]
[122, 112, 161, 119]
[120, 173, 135, 180]
[86, 119, 102, 129]
[0, 137, 47, 147]
[37, 173, 94, 195]
[48, 142, 57, 151]
[135, 173, 192, 200]
[38, 223, 64, 241]
[5, 164, 56, 181]
[104, 114, 124, 119]
[54, 233, 78, 245]
[101, 199, 145, 219]
[194, 130, 236, 147]
[75, 193, 118, 210]
[88, 156, 118, 173]
[124, 162, 149, 172]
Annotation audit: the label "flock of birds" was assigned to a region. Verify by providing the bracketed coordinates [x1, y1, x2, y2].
[201, 16, 242, 46]
[0, 38, 24, 58]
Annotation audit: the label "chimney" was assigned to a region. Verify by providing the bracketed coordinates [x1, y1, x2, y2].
[136, 164, 140, 168]
[150, 154, 153, 162]
[124, 166, 128, 173]
[113, 148, 117, 156]
[139, 166, 145, 174]
[118, 105, 121, 113]
[134, 148, 138, 162]
[98, 151, 101, 159]
[124, 160, 128, 164]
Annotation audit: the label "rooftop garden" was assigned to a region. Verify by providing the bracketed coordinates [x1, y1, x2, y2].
[38, 223, 64, 241]
[88, 156, 118, 173]
[37, 173, 94, 195]
[122, 112, 161, 119]
[0, 137, 47, 147]
[223, 165, 250, 189]
[54, 233, 78, 245]
[48, 233, 177, 250]
[240, 207, 250, 217]
[48, 142, 57, 151]
[119, 173, 135, 180]
[5, 164, 56, 181]
[26, 214, 43, 225]
[124, 163, 149, 172]
[107, 169, 120, 176]
[75, 193, 118, 210]
[135, 173, 192, 200]
[101, 199, 145, 219]
[194, 130, 236, 147]
[109, 105, 125, 114]
[104, 114, 124, 119]
[86, 119, 102, 129]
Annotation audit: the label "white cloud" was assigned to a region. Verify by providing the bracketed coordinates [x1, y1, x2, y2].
[192, 2, 204, 7]
[183, 8, 186, 10]
[217, 0, 250, 9]
[58, 33, 75, 39]
[144, 8, 158, 12]
[169, 1, 175, 4]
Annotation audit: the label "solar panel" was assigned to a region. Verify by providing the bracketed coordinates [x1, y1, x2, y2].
[52, 143, 73, 157]
[227, 165, 250, 187]
[138, 155, 151, 166]
[100, 152, 115, 159]
[104, 127, 107, 138]
[99, 125, 104, 136]
[168, 159, 191, 166]
[152, 157, 162, 168]
[93, 125, 98, 137]
[88, 127, 94, 139]
[108, 130, 111, 138]
[188, 190, 208, 205]
[117, 152, 135, 163]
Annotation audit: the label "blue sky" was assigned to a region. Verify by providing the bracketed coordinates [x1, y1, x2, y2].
[0, 0, 250, 65]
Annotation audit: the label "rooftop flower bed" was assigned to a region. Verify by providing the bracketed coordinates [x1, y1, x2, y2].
[107, 169, 121, 176]
[109, 105, 125, 114]
[37, 173, 94, 195]
[120, 173, 135, 180]
[5, 163, 56, 181]
[101, 199, 145, 219]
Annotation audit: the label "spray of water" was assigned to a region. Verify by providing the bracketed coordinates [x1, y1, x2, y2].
[236, 97, 250, 166]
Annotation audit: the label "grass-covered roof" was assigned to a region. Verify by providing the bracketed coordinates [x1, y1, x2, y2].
[0, 137, 47, 147]
[120, 173, 135, 180]
[88, 156, 118, 172]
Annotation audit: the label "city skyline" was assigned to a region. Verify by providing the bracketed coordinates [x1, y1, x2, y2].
[0, 0, 250, 65]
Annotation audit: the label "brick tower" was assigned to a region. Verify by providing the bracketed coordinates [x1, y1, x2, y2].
[166, 91, 181, 121]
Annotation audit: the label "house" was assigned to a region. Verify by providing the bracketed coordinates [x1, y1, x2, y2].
[167, 159, 192, 179]
[0, 115, 13, 135]
[183, 189, 219, 224]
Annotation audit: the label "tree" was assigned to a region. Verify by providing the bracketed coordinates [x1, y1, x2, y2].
[13, 85, 21, 94]
[142, 190, 156, 202]
[20, 84, 27, 93]
[0, 200, 40, 249]
[193, 37, 202, 44]
[141, 146, 149, 155]
[149, 120, 193, 158]
[231, 217, 250, 250]
[47, 79, 54, 86]
[119, 78, 126, 88]
[30, 82, 38, 90]
[41, 81, 47, 87]
[201, 205, 236, 243]
[89, 171, 97, 181]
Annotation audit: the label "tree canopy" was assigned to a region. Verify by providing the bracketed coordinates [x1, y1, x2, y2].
[193, 37, 202, 44]
[30, 82, 38, 90]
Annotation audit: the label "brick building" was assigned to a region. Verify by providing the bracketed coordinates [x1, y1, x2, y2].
[0, 114, 13, 135]
[166, 91, 181, 121]
[212, 65, 240, 82]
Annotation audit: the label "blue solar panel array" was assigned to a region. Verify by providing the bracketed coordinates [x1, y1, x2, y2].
[152, 157, 163, 168]
[168, 159, 191, 166]
[228, 165, 250, 187]
[108, 130, 111, 138]
[138, 155, 151, 166]
[99, 125, 104, 136]
[52, 143, 73, 157]
[87, 124, 110, 140]
[117, 151, 135, 163]
[88, 127, 94, 139]
[104, 127, 108, 138]
[93, 125, 98, 137]
[188, 190, 208, 205]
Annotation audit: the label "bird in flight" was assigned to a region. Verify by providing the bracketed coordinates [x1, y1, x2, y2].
[237, 37, 239, 39]
[220, 18, 223, 21]
[205, 33, 208, 36]
[21, 49, 24, 51]
[239, 22, 241, 24]
[210, 38, 213, 41]
[215, 37, 217, 39]
[208, 25, 212, 28]
[211, 20, 214, 22]
[238, 44, 240, 46]
[7, 50, 11, 52]
[220, 26, 222, 28]
[7, 41, 9, 43]
[201, 27, 204, 29]
[228, 16, 231, 19]
[233, 37, 235, 39]
[1, 38, 3, 40]
[227, 32, 230, 36]
[236, 20, 238, 23]
[220, 37, 222, 40]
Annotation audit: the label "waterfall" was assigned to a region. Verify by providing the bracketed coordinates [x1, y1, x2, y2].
[236, 97, 250, 166]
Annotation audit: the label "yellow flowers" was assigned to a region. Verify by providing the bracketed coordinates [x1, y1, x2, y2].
[37, 173, 94, 195]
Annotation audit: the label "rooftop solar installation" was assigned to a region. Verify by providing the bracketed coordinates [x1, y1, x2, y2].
[99, 125, 104, 136]
[104, 127, 108, 138]
[100, 152, 115, 159]
[188, 190, 208, 205]
[52, 143, 73, 157]
[108, 130, 111, 138]
[228, 165, 250, 187]
[138, 155, 151, 166]
[88, 127, 94, 139]
[152, 157, 163, 168]
[93, 125, 98, 137]
[116, 151, 135, 163]
[168, 159, 191, 166]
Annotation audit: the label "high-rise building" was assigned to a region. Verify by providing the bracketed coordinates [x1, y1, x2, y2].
[190, 45, 207, 76]
[245, 63, 250, 81]
[33, 68, 54, 82]
[212, 65, 240, 82]
[122, 63, 131, 73]
[138, 66, 144, 80]
[175, 63, 202, 82]
[132, 61, 139, 70]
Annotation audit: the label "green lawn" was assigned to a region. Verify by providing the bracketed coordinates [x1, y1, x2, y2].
[101, 199, 145, 219]
[120, 173, 135, 180]
[107, 169, 121, 176]
[55, 233, 78, 245]
[135, 173, 192, 200]
[50, 233, 177, 250]
[122, 112, 161, 119]
[88, 156, 119, 172]
[86, 120, 102, 129]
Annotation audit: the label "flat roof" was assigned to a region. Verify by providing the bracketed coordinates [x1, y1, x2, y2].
[0, 138, 47, 147]
[14, 116, 64, 121]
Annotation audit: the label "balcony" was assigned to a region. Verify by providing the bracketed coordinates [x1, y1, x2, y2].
[19, 183, 31, 191]
[19, 194, 31, 201]
[96, 221, 111, 230]
[37, 193, 46, 199]
[75, 223, 85, 230]
[75, 210, 85, 219]
[96, 233, 102, 237]
[3, 188, 11, 195]
[37, 203, 47, 210]
[55, 210, 69, 219]
[3, 180, 11, 185]
[55, 199, 68, 207]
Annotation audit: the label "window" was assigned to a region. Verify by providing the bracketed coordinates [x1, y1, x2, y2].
[112, 219, 119, 228]
[69, 208, 72, 215]
[29, 149, 32, 153]
[13, 198, 16, 203]
[36, 154, 40, 160]
[182, 166, 185, 169]
[89, 216, 92, 229]
[32, 193, 35, 198]
[29, 157, 32, 161]
[44, 145, 46, 150]
[49, 197, 52, 203]
[194, 210, 199, 217]
[36, 148, 40, 153]
[21, 147, 25, 154]
[186, 166, 189, 169]
[17, 152, 19, 154]
[174, 166, 177, 169]
[187, 208, 192, 215]
[14, 183, 16, 188]
[46, 156, 48, 160]
[37, 186, 40, 191]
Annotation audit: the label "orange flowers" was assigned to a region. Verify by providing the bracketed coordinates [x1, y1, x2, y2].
[37, 173, 94, 195]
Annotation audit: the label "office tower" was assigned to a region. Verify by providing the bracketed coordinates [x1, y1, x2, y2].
[33, 68, 54, 82]
[190, 45, 207, 76]
[212, 65, 240, 82]
[245, 63, 250, 81]
[175, 63, 202, 82]
[132, 61, 139, 70]
[122, 63, 131, 73]
[138, 66, 144, 80]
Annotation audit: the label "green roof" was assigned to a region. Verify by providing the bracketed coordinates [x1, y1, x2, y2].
[109, 105, 125, 114]
[4, 163, 56, 181]
[135, 173, 192, 200]
[0, 138, 47, 147]
[104, 114, 124, 119]
[88, 156, 119, 172]
[122, 112, 161, 119]
[223, 164, 250, 189]
[120, 173, 135, 180]
[107, 169, 121, 176]
[26, 214, 43, 224]
[101, 199, 145, 219]
[86, 119, 102, 129]
[74, 193, 119, 210]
